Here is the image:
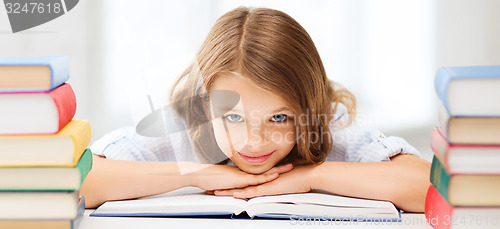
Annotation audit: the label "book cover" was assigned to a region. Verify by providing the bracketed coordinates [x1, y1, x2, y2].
[425, 185, 500, 229]
[435, 65, 500, 116]
[0, 120, 91, 167]
[0, 196, 85, 229]
[90, 187, 401, 221]
[425, 185, 453, 229]
[0, 83, 76, 135]
[0, 56, 70, 92]
[430, 156, 500, 206]
[430, 127, 500, 174]
[0, 148, 93, 191]
[438, 105, 500, 144]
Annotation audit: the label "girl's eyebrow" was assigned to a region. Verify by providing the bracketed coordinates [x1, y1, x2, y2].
[270, 107, 293, 114]
[224, 106, 292, 113]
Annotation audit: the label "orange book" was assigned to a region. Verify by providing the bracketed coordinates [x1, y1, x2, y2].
[0, 120, 91, 167]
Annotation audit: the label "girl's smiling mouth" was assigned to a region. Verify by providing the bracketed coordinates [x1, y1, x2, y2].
[238, 151, 274, 163]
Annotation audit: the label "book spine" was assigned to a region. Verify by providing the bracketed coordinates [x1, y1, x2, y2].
[430, 156, 451, 204]
[434, 67, 453, 114]
[48, 56, 70, 90]
[430, 128, 451, 170]
[77, 149, 93, 187]
[67, 120, 91, 164]
[72, 196, 85, 229]
[437, 104, 452, 141]
[48, 84, 76, 131]
[425, 185, 454, 229]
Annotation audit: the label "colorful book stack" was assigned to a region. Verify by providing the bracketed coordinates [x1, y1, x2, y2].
[425, 65, 500, 229]
[0, 56, 92, 229]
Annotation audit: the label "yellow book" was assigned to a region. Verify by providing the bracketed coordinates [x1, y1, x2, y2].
[0, 120, 91, 167]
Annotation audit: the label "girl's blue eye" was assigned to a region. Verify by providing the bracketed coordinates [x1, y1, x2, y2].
[271, 114, 288, 122]
[225, 114, 244, 123]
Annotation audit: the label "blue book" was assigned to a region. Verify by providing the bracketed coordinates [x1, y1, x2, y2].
[90, 187, 401, 222]
[435, 65, 500, 117]
[0, 56, 70, 92]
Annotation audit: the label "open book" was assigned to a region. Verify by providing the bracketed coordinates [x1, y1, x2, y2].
[91, 187, 400, 221]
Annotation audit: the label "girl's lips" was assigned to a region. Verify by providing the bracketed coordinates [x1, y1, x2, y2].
[238, 151, 274, 164]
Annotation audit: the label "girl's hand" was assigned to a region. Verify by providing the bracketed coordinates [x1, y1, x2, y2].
[212, 165, 315, 199]
[186, 162, 293, 192]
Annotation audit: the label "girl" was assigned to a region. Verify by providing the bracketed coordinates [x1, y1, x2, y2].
[81, 7, 431, 212]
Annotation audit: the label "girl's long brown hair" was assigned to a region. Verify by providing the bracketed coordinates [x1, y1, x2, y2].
[170, 7, 356, 165]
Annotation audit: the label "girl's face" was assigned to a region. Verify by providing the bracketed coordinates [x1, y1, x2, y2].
[210, 73, 296, 174]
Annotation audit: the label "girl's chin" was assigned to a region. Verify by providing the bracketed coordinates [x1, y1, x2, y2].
[236, 163, 273, 175]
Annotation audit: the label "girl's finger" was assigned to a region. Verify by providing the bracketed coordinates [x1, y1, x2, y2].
[263, 163, 293, 175]
[214, 188, 242, 196]
[243, 172, 278, 187]
[233, 185, 269, 199]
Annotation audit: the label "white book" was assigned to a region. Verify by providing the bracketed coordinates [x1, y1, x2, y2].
[0, 192, 80, 220]
[91, 187, 401, 221]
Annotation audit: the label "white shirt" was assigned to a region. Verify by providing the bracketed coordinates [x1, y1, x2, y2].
[91, 103, 421, 163]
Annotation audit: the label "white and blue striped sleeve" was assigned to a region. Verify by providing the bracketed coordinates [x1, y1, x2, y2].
[326, 103, 421, 162]
[90, 126, 200, 163]
[90, 127, 173, 161]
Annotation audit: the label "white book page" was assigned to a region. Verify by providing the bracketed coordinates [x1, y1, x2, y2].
[245, 203, 398, 218]
[0, 94, 57, 134]
[247, 191, 394, 209]
[94, 187, 247, 215]
[0, 136, 73, 164]
[245, 191, 398, 218]
[449, 79, 500, 116]
[94, 187, 399, 219]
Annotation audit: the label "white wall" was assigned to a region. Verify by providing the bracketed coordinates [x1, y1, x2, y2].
[1, 0, 499, 155]
[92, 0, 437, 143]
[0, 0, 98, 138]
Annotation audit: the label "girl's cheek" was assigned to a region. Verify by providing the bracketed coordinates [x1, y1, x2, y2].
[211, 119, 247, 156]
[211, 119, 231, 156]
[284, 128, 297, 147]
[225, 124, 248, 152]
[269, 125, 296, 147]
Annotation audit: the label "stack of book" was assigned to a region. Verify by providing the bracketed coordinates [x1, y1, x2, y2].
[0, 56, 92, 229]
[425, 65, 500, 229]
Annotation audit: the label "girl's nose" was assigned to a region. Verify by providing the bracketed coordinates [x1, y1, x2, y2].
[245, 122, 267, 151]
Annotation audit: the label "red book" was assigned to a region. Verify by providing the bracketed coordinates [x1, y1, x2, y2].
[430, 127, 500, 174]
[425, 185, 500, 229]
[0, 83, 76, 135]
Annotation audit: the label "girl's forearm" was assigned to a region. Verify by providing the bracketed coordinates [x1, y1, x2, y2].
[310, 154, 431, 212]
[80, 155, 193, 208]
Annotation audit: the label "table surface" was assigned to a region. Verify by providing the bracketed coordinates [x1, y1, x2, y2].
[80, 210, 434, 229]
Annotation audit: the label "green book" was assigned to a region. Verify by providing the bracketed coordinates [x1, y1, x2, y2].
[430, 155, 500, 206]
[0, 148, 92, 191]
[430, 156, 451, 201]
